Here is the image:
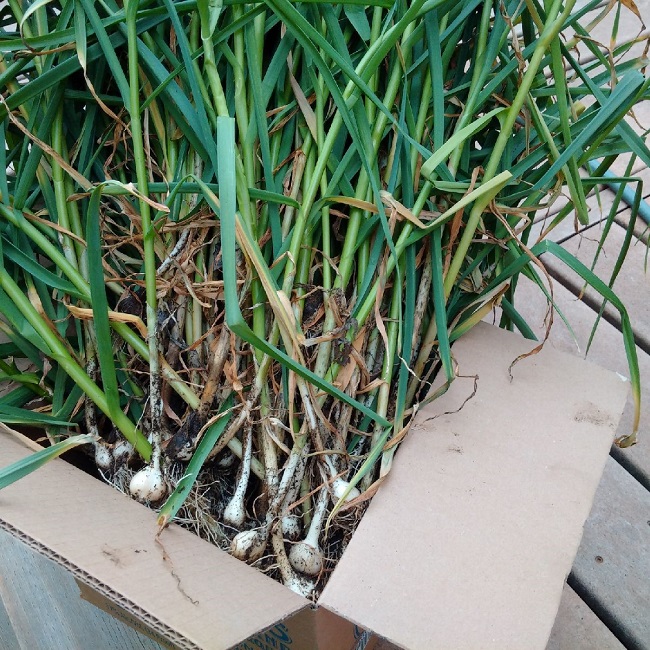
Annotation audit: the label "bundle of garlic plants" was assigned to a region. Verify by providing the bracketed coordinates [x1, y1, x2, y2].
[0, 0, 647, 595]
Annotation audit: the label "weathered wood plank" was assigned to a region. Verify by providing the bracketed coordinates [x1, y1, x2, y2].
[568, 0, 649, 68]
[542, 218, 650, 352]
[546, 585, 624, 650]
[529, 164, 650, 240]
[0, 528, 164, 650]
[614, 211, 650, 245]
[529, 188, 618, 244]
[569, 456, 650, 650]
[526, 167, 650, 254]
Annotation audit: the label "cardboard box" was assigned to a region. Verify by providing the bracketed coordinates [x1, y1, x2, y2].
[0, 323, 629, 649]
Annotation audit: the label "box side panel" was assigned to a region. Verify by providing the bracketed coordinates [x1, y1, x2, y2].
[0, 520, 190, 649]
[0, 525, 164, 650]
[233, 607, 317, 650]
[320, 322, 628, 650]
[234, 604, 366, 650]
[313, 606, 368, 650]
[375, 640, 404, 650]
[0, 433, 307, 650]
[77, 580, 179, 650]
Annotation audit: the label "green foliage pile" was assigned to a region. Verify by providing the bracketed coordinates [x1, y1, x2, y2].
[0, 0, 646, 594]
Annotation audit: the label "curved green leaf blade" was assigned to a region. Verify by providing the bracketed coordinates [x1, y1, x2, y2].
[0, 434, 95, 490]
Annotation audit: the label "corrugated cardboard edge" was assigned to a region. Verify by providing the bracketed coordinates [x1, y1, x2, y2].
[0, 518, 190, 649]
[76, 580, 355, 650]
[0, 432, 309, 650]
[76, 577, 367, 650]
[76, 579, 182, 649]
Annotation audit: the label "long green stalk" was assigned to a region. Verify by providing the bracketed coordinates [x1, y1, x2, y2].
[444, 0, 578, 296]
[125, 0, 164, 472]
[0, 267, 152, 459]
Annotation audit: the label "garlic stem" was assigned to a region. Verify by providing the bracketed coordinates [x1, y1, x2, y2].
[271, 524, 315, 598]
[271, 423, 311, 513]
[288, 488, 328, 577]
[229, 434, 311, 565]
[260, 386, 279, 502]
[324, 455, 360, 503]
[223, 422, 253, 528]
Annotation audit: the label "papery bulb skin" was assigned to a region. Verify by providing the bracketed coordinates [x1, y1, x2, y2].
[230, 529, 268, 562]
[223, 494, 246, 528]
[288, 541, 323, 576]
[94, 443, 112, 471]
[284, 574, 316, 598]
[281, 515, 301, 541]
[331, 478, 360, 503]
[129, 465, 167, 502]
[113, 439, 134, 467]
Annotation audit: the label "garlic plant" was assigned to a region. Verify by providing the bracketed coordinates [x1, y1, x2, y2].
[289, 488, 329, 577]
[0, 0, 646, 597]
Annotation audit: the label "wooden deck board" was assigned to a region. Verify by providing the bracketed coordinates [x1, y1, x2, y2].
[569, 0, 650, 66]
[546, 585, 624, 650]
[569, 457, 650, 650]
[529, 187, 620, 244]
[528, 167, 650, 240]
[515, 197, 650, 648]
[542, 218, 650, 353]
[615, 211, 650, 244]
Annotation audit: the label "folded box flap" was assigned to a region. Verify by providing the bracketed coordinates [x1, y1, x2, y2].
[319, 322, 629, 650]
[0, 433, 307, 650]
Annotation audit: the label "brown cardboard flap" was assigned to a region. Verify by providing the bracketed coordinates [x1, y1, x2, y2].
[319, 322, 628, 650]
[0, 434, 307, 650]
